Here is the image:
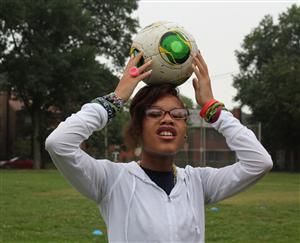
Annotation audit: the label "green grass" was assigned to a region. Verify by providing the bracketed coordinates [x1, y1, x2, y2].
[0, 171, 299, 243]
[206, 173, 300, 243]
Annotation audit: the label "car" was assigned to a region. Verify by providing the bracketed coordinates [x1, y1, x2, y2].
[0, 157, 34, 169]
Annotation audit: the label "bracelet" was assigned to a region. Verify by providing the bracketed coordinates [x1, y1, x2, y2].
[91, 92, 125, 123]
[199, 99, 218, 118]
[91, 97, 116, 122]
[209, 105, 223, 123]
[103, 92, 124, 111]
[199, 99, 228, 123]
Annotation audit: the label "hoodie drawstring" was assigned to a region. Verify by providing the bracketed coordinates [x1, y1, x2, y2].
[125, 176, 136, 242]
[186, 178, 201, 235]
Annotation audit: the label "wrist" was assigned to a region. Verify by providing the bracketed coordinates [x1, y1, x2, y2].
[199, 99, 227, 123]
[114, 89, 128, 102]
[90, 92, 125, 123]
[199, 99, 218, 117]
[104, 92, 125, 111]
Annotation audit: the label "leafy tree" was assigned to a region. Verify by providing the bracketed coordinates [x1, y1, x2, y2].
[0, 0, 139, 168]
[180, 94, 194, 109]
[233, 4, 300, 171]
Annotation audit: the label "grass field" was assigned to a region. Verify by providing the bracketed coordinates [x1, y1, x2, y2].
[1, 171, 299, 243]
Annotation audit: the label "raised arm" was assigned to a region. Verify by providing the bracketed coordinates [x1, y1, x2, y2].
[191, 51, 273, 204]
[45, 103, 116, 203]
[198, 110, 272, 204]
[45, 53, 152, 203]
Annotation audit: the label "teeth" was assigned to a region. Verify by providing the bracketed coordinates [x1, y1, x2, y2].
[159, 131, 173, 136]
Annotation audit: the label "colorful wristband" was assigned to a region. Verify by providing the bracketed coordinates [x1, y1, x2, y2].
[91, 92, 125, 123]
[103, 92, 124, 111]
[91, 97, 116, 122]
[209, 105, 223, 123]
[199, 99, 218, 118]
[199, 99, 227, 123]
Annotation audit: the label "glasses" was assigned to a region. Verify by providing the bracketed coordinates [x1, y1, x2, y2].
[145, 107, 189, 120]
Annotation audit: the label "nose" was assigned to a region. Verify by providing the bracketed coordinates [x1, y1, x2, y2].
[160, 111, 174, 125]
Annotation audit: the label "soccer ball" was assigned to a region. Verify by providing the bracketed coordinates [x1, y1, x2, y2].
[130, 21, 198, 86]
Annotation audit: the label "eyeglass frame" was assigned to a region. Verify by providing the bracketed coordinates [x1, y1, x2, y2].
[144, 106, 190, 120]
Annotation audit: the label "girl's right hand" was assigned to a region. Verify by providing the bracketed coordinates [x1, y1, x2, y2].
[115, 52, 152, 102]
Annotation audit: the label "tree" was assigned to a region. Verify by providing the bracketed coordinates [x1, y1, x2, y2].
[233, 4, 300, 171]
[0, 0, 139, 168]
[180, 94, 194, 109]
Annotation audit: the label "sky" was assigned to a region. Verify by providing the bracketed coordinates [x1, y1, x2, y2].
[131, 0, 298, 110]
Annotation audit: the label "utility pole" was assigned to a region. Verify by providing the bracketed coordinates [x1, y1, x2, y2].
[258, 122, 262, 142]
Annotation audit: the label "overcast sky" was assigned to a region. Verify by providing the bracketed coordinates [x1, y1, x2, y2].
[131, 0, 298, 110]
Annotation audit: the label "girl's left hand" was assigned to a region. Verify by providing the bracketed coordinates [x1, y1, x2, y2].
[192, 51, 214, 107]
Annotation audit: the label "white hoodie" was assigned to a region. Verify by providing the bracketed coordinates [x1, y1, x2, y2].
[45, 103, 273, 243]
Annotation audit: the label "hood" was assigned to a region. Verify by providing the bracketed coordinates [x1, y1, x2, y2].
[126, 161, 187, 183]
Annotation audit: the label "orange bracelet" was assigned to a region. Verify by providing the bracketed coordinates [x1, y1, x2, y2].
[199, 99, 218, 118]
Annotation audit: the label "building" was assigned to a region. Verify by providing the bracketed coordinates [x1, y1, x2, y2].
[0, 92, 27, 160]
[174, 108, 251, 168]
[1, 95, 278, 170]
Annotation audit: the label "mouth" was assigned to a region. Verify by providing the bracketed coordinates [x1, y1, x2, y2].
[156, 126, 177, 140]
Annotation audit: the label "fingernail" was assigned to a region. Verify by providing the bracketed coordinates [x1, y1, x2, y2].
[148, 69, 152, 73]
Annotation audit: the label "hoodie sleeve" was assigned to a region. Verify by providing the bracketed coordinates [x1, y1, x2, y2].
[45, 103, 122, 204]
[196, 111, 273, 204]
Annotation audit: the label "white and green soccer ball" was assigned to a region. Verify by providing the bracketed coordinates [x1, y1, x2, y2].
[130, 21, 198, 86]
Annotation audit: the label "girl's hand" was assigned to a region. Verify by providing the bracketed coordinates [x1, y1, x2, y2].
[115, 52, 152, 101]
[192, 51, 214, 107]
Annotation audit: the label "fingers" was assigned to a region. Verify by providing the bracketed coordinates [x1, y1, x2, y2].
[192, 63, 202, 80]
[192, 77, 200, 91]
[130, 59, 152, 80]
[138, 69, 152, 81]
[192, 51, 208, 77]
[124, 52, 143, 72]
[193, 55, 205, 73]
[125, 52, 152, 77]
[139, 59, 152, 73]
[132, 51, 144, 66]
[196, 51, 208, 71]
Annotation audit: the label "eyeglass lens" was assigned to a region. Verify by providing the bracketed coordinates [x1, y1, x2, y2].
[145, 108, 188, 119]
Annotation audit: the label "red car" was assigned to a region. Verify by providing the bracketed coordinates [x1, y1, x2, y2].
[0, 157, 34, 169]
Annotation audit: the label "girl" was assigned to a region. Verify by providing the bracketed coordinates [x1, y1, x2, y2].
[46, 52, 272, 242]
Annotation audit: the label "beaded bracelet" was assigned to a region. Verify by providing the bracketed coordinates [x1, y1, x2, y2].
[103, 92, 124, 111]
[91, 92, 125, 122]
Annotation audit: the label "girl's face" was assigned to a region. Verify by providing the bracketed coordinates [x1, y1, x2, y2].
[141, 95, 188, 156]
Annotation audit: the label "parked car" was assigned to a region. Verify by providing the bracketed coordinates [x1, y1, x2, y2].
[0, 157, 34, 169]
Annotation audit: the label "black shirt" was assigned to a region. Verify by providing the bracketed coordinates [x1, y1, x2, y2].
[140, 166, 175, 195]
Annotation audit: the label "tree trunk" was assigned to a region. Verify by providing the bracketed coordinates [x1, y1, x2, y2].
[32, 107, 41, 169]
[289, 149, 295, 172]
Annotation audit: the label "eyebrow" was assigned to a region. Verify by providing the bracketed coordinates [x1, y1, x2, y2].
[149, 106, 184, 110]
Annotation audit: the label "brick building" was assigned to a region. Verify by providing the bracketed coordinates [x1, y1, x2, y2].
[174, 108, 248, 168]
[0, 93, 261, 169]
[0, 92, 26, 160]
